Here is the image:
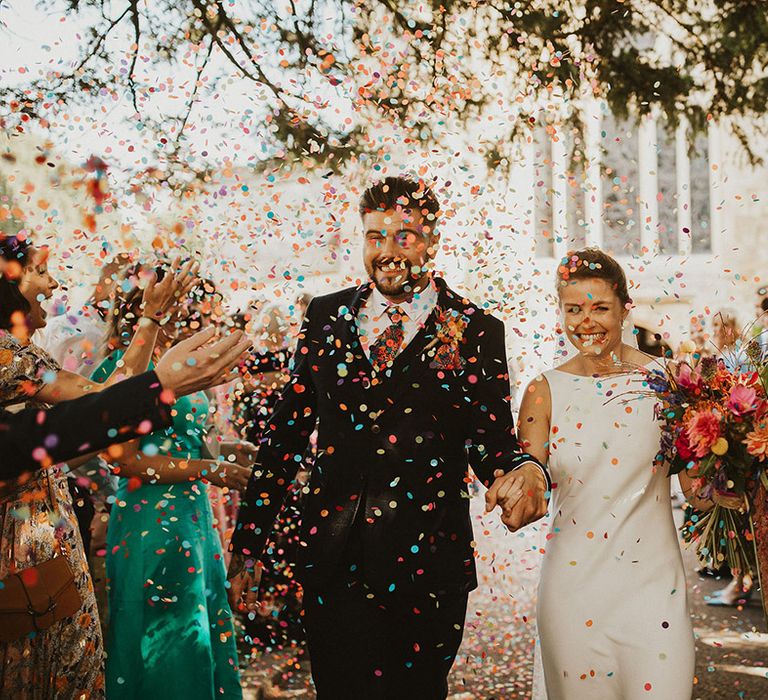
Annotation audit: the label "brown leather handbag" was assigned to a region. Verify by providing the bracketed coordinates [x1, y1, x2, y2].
[0, 556, 81, 642]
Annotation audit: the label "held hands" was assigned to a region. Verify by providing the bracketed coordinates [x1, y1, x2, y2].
[155, 327, 251, 397]
[208, 441, 256, 490]
[227, 553, 262, 613]
[207, 461, 251, 491]
[141, 257, 200, 324]
[485, 463, 548, 532]
[221, 440, 258, 468]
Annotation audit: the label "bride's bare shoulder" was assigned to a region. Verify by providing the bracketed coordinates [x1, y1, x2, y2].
[553, 356, 581, 374]
[625, 347, 660, 367]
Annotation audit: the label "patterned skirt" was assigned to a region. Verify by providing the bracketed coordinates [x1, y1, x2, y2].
[0, 468, 104, 699]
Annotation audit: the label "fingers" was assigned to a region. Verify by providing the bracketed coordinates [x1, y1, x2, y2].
[226, 574, 245, 609]
[243, 585, 261, 610]
[501, 495, 531, 531]
[205, 329, 244, 358]
[233, 476, 250, 491]
[485, 479, 501, 513]
[496, 473, 523, 504]
[175, 259, 199, 297]
[241, 442, 258, 457]
[215, 368, 242, 386]
[501, 490, 548, 532]
[177, 326, 217, 351]
[229, 571, 261, 613]
[211, 335, 251, 372]
[485, 472, 522, 513]
[143, 271, 158, 298]
[229, 465, 251, 491]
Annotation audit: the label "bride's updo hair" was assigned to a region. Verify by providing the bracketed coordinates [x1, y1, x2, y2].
[556, 248, 632, 307]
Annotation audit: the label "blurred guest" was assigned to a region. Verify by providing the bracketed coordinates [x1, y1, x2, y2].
[92, 270, 249, 699]
[42, 252, 134, 375]
[232, 301, 313, 696]
[0, 236, 194, 699]
[236, 304, 292, 445]
[752, 285, 768, 356]
[712, 309, 739, 353]
[706, 308, 754, 605]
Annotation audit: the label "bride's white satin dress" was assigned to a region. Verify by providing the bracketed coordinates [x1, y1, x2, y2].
[533, 367, 694, 699]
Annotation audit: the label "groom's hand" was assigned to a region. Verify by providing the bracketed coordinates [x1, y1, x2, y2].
[485, 464, 548, 532]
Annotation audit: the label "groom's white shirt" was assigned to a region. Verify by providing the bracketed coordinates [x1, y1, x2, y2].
[357, 278, 439, 360]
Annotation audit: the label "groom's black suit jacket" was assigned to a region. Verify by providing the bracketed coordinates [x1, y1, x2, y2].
[231, 277, 547, 598]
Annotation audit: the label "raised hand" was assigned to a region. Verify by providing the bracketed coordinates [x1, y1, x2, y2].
[485, 463, 548, 532]
[141, 257, 200, 324]
[155, 327, 251, 397]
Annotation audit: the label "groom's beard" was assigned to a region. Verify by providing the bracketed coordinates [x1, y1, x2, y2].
[368, 261, 428, 298]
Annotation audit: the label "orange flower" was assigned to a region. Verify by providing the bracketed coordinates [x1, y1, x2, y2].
[744, 421, 768, 461]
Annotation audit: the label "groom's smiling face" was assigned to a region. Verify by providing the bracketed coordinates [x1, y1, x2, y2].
[363, 207, 437, 300]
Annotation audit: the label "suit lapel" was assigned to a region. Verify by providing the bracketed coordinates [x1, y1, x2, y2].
[330, 278, 467, 423]
[337, 283, 372, 368]
[361, 277, 461, 417]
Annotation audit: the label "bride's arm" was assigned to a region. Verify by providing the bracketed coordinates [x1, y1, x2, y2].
[517, 374, 552, 467]
[486, 375, 552, 530]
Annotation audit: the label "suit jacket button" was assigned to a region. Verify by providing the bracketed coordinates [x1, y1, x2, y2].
[371, 424, 381, 434]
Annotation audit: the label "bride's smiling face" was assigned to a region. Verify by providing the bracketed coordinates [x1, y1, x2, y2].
[559, 277, 628, 357]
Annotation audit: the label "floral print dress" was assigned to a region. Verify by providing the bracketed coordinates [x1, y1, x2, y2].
[0, 332, 104, 699]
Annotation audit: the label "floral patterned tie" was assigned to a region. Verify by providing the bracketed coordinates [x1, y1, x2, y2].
[369, 306, 405, 372]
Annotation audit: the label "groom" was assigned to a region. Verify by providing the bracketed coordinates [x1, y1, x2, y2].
[228, 175, 549, 699]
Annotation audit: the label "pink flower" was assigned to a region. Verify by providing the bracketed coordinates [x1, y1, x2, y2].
[686, 410, 721, 458]
[676, 363, 702, 391]
[728, 385, 758, 416]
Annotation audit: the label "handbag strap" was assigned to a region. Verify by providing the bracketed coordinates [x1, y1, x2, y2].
[13, 570, 56, 631]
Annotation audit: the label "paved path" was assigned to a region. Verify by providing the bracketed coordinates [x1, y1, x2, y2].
[241, 496, 768, 699]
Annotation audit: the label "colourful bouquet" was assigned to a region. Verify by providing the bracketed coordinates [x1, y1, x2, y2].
[642, 340, 768, 618]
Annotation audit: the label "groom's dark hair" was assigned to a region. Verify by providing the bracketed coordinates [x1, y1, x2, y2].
[359, 176, 440, 230]
[557, 248, 632, 307]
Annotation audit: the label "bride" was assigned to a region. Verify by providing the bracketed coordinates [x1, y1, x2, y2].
[512, 249, 696, 699]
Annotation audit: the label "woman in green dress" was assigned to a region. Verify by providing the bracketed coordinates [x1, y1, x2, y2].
[92, 272, 251, 699]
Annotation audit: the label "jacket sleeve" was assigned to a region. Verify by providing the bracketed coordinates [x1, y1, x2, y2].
[230, 300, 319, 558]
[464, 315, 551, 489]
[0, 371, 173, 481]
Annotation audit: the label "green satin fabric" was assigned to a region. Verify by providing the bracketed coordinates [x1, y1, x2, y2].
[93, 352, 242, 699]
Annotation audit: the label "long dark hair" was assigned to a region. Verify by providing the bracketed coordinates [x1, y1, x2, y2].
[0, 234, 32, 330]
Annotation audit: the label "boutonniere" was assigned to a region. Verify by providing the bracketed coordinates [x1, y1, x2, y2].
[425, 307, 469, 370]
